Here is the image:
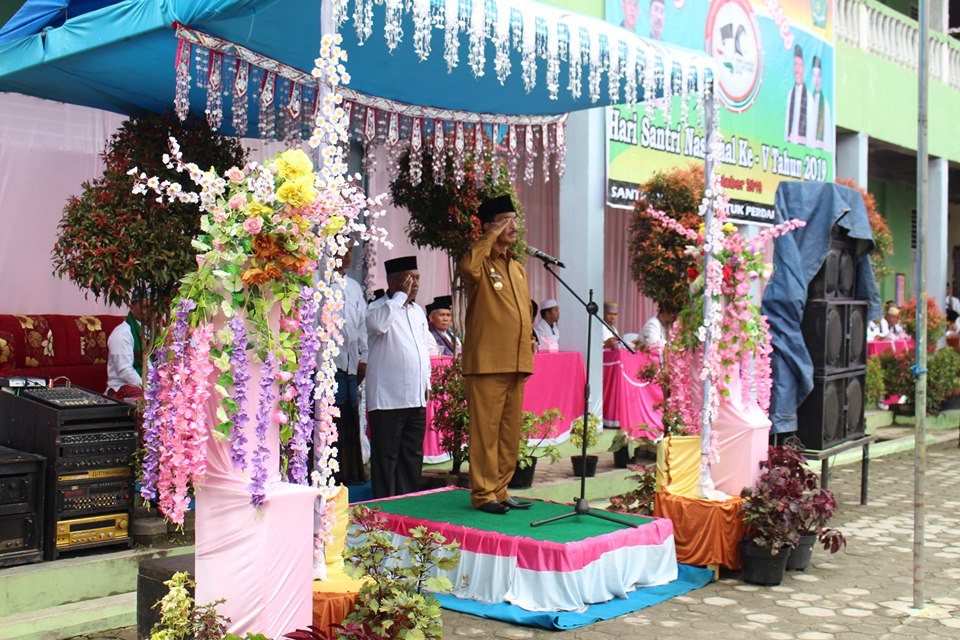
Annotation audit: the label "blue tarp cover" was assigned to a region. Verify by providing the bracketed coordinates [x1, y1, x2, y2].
[761, 182, 881, 435]
[0, 0, 715, 135]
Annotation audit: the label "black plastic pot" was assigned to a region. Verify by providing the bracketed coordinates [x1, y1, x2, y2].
[786, 532, 818, 571]
[613, 446, 632, 469]
[571, 455, 598, 477]
[509, 458, 537, 489]
[739, 540, 790, 586]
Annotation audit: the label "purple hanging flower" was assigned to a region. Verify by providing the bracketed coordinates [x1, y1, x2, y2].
[228, 315, 251, 471]
[249, 352, 276, 507]
[139, 345, 167, 502]
[287, 288, 320, 485]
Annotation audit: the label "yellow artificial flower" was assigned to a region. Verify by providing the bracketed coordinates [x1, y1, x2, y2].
[722, 222, 737, 234]
[697, 224, 705, 235]
[275, 149, 314, 181]
[322, 215, 346, 236]
[244, 201, 272, 218]
[276, 175, 318, 208]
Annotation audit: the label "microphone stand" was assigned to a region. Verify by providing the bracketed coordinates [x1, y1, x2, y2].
[531, 263, 638, 529]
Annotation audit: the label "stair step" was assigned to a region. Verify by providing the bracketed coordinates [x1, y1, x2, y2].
[0, 593, 136, 640]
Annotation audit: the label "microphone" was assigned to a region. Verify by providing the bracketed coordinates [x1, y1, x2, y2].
[524, 245, 566, 268]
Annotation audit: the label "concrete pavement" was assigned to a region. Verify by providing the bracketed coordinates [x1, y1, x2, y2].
[71, 433, 960, 640]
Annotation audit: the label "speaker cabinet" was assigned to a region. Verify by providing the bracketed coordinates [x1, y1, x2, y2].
[0, 446, 45, 567]
[797, 371, 866, 450]
[808, 235, 859, 300]
[802, 300, 868, 374]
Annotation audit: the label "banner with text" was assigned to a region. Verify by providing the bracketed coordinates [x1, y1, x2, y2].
[606, 0, 835, 224]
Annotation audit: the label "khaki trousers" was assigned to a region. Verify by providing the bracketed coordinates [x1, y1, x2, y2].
[465, 372, 526, 508]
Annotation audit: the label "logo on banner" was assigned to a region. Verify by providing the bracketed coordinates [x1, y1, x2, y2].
[705, 0, 764, 113]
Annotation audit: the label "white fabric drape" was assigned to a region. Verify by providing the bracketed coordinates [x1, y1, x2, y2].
[0, 93, 294, 315]
[604, 206, 656, 336]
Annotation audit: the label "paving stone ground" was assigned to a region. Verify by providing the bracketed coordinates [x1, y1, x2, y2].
[76, 437, 960, 640]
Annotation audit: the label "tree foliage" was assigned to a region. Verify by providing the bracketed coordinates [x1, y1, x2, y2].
[836, 178, 893, 284]
[52, 112, 247, 322]
[628, 165, 704, 312]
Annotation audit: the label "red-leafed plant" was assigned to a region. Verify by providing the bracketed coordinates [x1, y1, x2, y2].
[741, 445, 845, 555]
[628, 165, 703, 313]
[52, 112, 247, 335]
[900, 296, 948, 344]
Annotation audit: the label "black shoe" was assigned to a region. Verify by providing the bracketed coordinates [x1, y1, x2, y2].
[477, 500, 510, 514]
[504, 497, 533, 510]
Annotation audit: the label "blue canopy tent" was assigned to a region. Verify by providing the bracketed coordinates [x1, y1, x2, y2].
[0, 0, 715, 135]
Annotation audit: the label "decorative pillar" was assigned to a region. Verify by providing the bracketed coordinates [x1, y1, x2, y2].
[836, 131, 868, 188]
[928, 157, 949, 325]
[558, 107, 606, 417]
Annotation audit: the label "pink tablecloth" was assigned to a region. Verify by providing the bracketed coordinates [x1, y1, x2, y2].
[601, 349, 663, 440]
[423, 351, 586, 462]
[867, 339, 914, 357]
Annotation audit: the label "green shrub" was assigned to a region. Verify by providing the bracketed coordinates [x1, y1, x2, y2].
[865, 355, 886, 407]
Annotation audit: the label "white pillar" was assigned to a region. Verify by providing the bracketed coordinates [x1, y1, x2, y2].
[928, 157, 949, 316]
[558, 107, 606, 417]
[836, 131, 869, 187]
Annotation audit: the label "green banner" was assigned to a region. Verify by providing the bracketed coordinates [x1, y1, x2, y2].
[606, 0, 835, 224]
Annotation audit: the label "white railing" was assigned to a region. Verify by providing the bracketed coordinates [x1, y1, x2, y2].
[837, 0, 960, 90]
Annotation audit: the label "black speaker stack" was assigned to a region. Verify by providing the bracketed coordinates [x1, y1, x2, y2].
[0, 446, 45, 567]
[797, 228, 867, 450]
[0, 386, 136, 560]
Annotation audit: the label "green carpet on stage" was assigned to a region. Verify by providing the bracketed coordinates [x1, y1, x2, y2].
[363, 488, 654, 543]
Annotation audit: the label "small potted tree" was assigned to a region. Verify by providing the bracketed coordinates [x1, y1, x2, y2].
[429, 356, 469, 483]
[607, 464, 657, 516]
[569, 412, 601, 477]
[510, 408, 564, 489]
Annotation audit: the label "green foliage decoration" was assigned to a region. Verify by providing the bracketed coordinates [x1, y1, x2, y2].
[342, 506, 462, 640]
[880, 347, 960, 415]
[865, 355, 886, 408]
[607, 464, 657, 516]
[628, 165, 704, 313]
[149, 571, 230, 640]
[569, 412, 601, 451]
[52, 112, 247, 325]
[516, 408, 564, 470]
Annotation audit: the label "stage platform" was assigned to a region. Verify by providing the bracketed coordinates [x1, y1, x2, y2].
[353, 488, 680, 613]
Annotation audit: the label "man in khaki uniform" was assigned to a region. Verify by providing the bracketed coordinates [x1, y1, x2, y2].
[459, 195, 536, 514]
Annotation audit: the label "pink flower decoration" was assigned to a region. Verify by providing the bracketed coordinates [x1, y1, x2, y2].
[243, 216, 263, 235]
[226, 167, 245, 183]
[228, 193, 246, 210]
[280, 316, 300, 332]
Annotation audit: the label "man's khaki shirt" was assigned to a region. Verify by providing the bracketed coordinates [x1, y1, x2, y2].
[458, 230, 535, 376]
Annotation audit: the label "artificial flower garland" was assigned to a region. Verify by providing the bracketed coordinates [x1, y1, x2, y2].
[643, 165, 805, 444]
[134, 33, 391, 560]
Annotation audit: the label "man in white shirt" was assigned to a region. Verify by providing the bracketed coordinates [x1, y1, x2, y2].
[602, 301, 620, 349]
[785, 44, 811, 145]
[640, 305, 677, 350]
[365, 256, 432, 498]
[946, 284, 960, 316]
[867, 305, 905, 341]
[326, 248, 368, 485]
[106, 296, 146, 401]
[533, 298, 560, 349]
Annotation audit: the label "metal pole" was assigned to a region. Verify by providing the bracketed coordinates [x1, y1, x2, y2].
[913, 0, 929, 611]
[699, 88, 716, 493]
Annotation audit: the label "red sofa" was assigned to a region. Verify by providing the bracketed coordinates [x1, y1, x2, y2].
[0, 314, 126, 392]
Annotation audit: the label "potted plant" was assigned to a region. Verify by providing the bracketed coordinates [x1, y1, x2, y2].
[510, 408, 564, 488]
[608, 431, 636, 468]
[429, 356, 470, 480]
[762, 446, 845, 571]
[739, 447, 804, 586]
[337, 506, 461, 640]
[607, 464, 657, 515]
[569, 412, 601, 477]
